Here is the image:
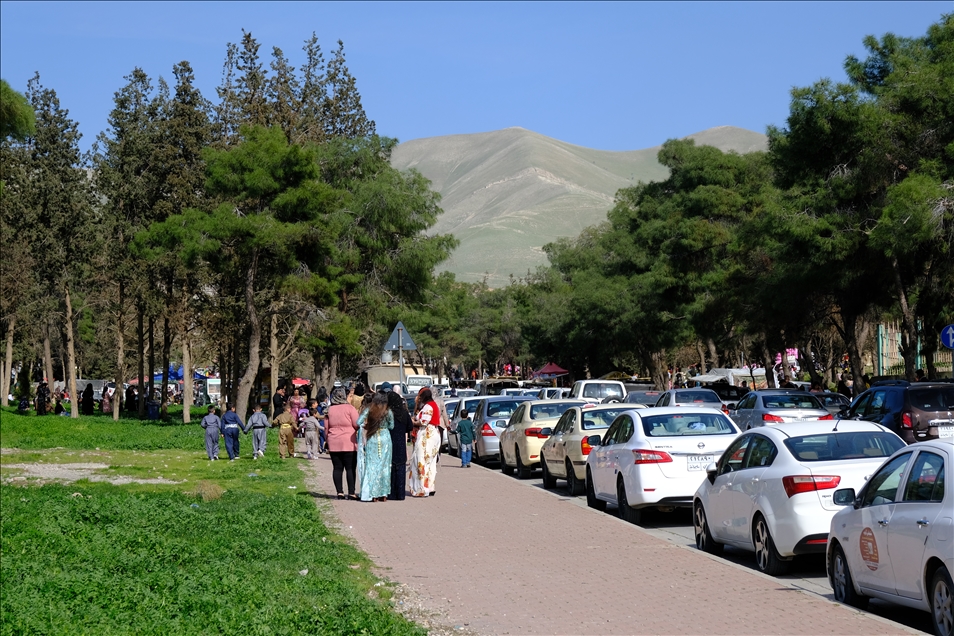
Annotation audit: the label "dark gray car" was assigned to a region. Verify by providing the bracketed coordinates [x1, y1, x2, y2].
[471, 396, 532, 463]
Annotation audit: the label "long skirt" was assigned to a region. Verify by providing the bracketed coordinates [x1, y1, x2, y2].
[408, 425, 440, 497]
[357, 429, 393, 501]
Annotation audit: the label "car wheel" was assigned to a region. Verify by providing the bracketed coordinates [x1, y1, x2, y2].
[586, 470, 606, 511]
[753, 515, 791, 576]
[566, 460, 584, 496]
[515, 448, 531, 479]
[693, 501, 723, 556]
[830, 543, 868, 610]
[617, 478, 641, 525]
[500, 447, 513, 475]
[931, 565, 954, 636]
[541, 458, 556, 489]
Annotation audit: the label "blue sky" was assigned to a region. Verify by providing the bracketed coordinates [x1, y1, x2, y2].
[1, 2, 948, 153]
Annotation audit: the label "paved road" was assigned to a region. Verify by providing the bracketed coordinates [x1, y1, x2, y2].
[304, 451, 925, 635]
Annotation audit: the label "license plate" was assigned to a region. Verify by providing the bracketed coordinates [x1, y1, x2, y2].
[940, 426, 954, 439]
[687, 455, 714, 471]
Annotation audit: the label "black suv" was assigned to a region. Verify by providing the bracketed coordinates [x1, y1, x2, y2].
[844, 380, 954, 444]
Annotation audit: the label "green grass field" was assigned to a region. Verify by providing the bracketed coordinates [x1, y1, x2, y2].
[0, 409, 424, 635]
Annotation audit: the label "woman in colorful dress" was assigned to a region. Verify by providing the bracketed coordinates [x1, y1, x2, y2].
[356, 392, 394, 502]
[288, 388, 305, 436]
[408, 387, 443, 497]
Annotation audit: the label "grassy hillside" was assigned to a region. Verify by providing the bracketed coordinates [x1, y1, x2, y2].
[391, 126, 767, 285]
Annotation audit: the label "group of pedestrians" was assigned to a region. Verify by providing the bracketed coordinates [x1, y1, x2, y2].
[198, 381, 454, 502]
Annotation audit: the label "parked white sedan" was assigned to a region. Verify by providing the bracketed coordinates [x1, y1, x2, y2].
[585, 407, 740, 524]
[693, 420, 905, 575]
[827, 438, 953, 636]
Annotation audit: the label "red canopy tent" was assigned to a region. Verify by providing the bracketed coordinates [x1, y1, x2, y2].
[291, 377, 311, 387]
[533, 362, 569, 380]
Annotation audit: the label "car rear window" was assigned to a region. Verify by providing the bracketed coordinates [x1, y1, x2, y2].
[641, 413, 737, 437]
[626, 391, 660, 405]
[487, 401, 522, 418]
[674, 391, 721, 404]
[582, 409, 627, 430]
[529, 402, 577, 420]
[763, 395, 823, 409]
[581, 383, 624, 399]
[909, 387, 954, 411]
[783, 432, 905, 462]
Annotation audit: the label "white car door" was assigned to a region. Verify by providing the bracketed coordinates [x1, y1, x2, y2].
[707, 434, 754, 544]
[546, 411, 571, 477]
[729, 434, 775, 544]
[887, 449, 946, 599]
[592, 418, 622, 498]
[609, 416, 636, 502]
[851, 452, 912, 595]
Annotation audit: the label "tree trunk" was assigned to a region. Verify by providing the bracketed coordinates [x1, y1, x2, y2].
[114, 288, 124, 421]
[43, 320, 55, 385]
[270, 311, 279, 419]
[695, 341, 706, 372]
[231, 337, 241, 407]
[706, 338, 720, 370]
[890, 256, 919, 381]
[836, 313, 871, 397]
[159, 315, 171, 417]
[798, 340, 822, 386]
[64, 286, 79, 419]
[235, 251, 261, 419]
[2, 316, 15, 406]
[182, 337, 192, 423]
[147, 315, 155, 405]
[760, 337, 777, 388]
[137, 305, 146, 418]
[648, 350, 668, 391]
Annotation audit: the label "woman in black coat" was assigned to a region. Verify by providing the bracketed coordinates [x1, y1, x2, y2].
[81, 383, 95, 415]
[386, 388, 413, 501]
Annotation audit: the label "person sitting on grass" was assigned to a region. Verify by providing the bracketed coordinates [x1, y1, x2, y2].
[200, 405, 221, 461]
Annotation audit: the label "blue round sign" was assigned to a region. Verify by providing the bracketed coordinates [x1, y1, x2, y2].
[942, 324, 954, 350]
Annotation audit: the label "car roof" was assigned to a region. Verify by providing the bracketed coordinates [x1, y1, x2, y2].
[670, 388, 719, 394]
[745, 420, 893, 437]
[630, 406, 727, 417]
[525, 398, 586, 406]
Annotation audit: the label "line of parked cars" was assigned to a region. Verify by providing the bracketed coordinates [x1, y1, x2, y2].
[446, 377, 953, 636]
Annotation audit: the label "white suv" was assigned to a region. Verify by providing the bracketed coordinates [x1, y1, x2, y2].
[568, 380, 626, 404]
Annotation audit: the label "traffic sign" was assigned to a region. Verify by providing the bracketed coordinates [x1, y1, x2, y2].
[384, 321, 417, 351]
[942, 324, 954, 350]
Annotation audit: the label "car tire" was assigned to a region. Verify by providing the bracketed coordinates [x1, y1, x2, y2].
[753, 514, 791, 576]
[515, 448, 531, 479]
[693, 501, 723, 556]
[830, 543, 868, 610]
[586, 470, 606, 511]
[500, 447, 514, 476]
[931, 565, 953, 636]
[566, 459, 584, 496]
[541, 458, 556, 489]
[617, 478, 641, 525]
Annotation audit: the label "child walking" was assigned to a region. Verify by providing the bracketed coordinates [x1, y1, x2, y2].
[456, 409, 475, 467]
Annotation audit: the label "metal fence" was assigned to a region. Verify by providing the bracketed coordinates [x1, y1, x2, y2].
[873, 323, 954, 377]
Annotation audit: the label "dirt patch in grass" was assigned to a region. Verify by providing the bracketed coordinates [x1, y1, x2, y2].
[2, 461, 183, 486]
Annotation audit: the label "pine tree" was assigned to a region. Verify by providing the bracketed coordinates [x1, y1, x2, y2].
[296, 33, 327, 144]
[267, 47, 301, 142]
[322, 40, 376, 139]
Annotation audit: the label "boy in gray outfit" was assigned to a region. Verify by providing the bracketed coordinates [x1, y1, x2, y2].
[200, 405, 221, 460]
[246, 402, 269, 459]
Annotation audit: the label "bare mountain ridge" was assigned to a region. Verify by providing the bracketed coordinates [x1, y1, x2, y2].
[391, 126, 767, 286]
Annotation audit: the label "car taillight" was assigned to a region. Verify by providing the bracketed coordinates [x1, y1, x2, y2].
[722, 404, 729, 415]
[581, 437, 594, 455]
[524, 427, 544, 438]
[782, 475, 841, 498]
[901, 412, 913, 429]
[818, 414, 834, 420]
[762, 413, 785, 423]
[480, 423, 495, 437]
[632, 449, 673, 464]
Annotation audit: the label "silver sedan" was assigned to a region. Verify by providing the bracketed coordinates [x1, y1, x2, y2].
[729, 389, 833, 430]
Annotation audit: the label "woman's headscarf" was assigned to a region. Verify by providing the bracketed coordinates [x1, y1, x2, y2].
[331, 387, 348, 405]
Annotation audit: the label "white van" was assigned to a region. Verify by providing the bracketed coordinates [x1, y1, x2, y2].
[206, 379, 221, 404]
[405, 375, 434, 395]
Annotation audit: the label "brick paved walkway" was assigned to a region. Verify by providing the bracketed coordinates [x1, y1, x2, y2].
[302, 450, 916, 635]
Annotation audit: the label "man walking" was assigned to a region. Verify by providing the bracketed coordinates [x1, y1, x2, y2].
[272, 385, 286, 418]
[246, 402, 269, 459]
[273, 408, 298, 459]
[200, 405, 221, 461]
[221, 403, 244, 461]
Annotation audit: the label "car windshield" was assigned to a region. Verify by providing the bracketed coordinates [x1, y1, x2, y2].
[817, 394, 848, 407]
[529, 401, 577, 420]
[487, 401, 523, 418]
[762, 394, 823, 409]
[582, 409, 627, 430]
[626, 391, 660, 405]
[581, 383, 624, 399]
[909, 387, 954, 411]
[674, 391, 721, 404]
[783, 432, 905, 462]
[708, 385, 748, 400]
[446, 402, 459, 418]
[641, 413, 736, 436]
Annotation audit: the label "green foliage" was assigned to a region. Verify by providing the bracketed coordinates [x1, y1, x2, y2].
[0, 79, 35, 141]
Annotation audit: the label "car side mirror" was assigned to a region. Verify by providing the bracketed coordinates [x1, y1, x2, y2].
[727, 403, 737, 410]
[832, 488, 857, 507]
[705, 462, 718, 484]
[838, 407, 848, 417]
[494, 419, 508, 428]
[586, 434, 602, 448]
[539, 427, 553, 437]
